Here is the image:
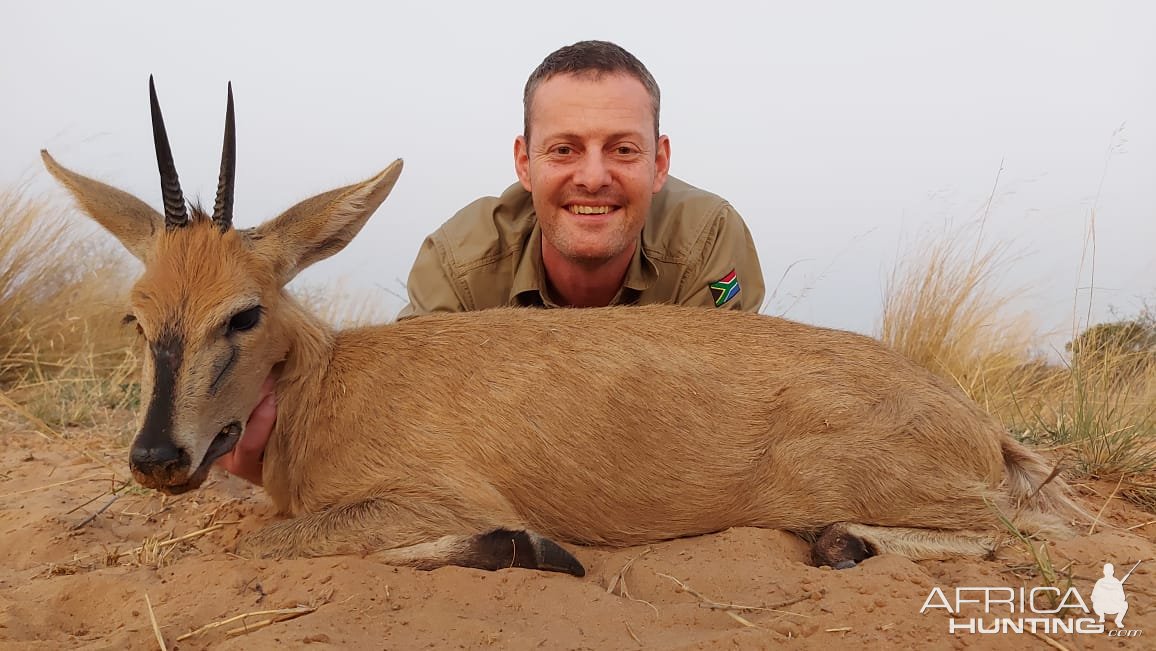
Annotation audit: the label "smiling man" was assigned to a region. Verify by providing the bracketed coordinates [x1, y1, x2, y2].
[398, 40, 766, 315]
[220, 41, 766, 485]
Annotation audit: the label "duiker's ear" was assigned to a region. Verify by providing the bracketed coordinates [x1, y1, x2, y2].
[253, 159, 403, 284]
[41, 150, 160, 262]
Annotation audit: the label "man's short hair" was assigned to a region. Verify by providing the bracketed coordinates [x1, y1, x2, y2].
[522, 40, 661, 144]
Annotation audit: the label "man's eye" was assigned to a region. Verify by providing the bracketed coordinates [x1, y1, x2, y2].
[228, 306, 262, 333]
[616, 146, 637, 155]
[554, 146, 573, 155]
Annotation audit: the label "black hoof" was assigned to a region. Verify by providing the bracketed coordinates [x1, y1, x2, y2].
[466, 528, 586, 577]
[812, 523, 874, 568]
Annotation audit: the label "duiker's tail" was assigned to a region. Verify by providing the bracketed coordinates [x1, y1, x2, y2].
[1000, 435, 1090, 536]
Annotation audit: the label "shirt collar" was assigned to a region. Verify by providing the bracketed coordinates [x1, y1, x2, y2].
[509, 213, 661, 308]
[510, 223, 551, 307]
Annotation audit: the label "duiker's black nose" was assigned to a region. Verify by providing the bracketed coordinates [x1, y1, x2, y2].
[130, 441, 186, 474]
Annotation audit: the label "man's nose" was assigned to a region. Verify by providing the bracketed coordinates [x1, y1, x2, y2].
[573, 151, 611, 191]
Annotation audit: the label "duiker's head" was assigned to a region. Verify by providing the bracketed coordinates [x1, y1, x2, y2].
[42, 78, 403, 494]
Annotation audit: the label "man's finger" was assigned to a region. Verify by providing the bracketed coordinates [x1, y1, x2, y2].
[215, 379, 277, 486]
[239, 392, 276, 455]
[258, 374, 276, 398]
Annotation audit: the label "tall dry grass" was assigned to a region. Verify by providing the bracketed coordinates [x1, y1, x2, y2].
[879, 219, 1156, 506]
[1039, 319, 1156, 480]
[0, 185, 138, 428]
[879, 222, 1043, 419]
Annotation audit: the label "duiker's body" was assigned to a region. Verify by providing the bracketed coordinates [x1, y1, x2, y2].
[272, 303, 1005, 539]
[42, 80, 1079, 575]
[250, 298, 1074, 568]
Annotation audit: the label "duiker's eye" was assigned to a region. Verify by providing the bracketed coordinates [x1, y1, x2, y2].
[228, 306, 262, 333]
[122, 314, 144, 336]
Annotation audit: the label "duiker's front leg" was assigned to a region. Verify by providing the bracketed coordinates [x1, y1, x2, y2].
[235, 498, 584, 576]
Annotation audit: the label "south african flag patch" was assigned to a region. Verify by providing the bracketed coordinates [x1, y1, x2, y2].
[709, 269, 741, 307]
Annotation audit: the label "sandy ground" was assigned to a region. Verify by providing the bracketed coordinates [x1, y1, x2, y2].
[1, 408, 1153, 650]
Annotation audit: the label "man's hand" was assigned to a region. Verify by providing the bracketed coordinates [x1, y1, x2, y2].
[216, 374, 277, 486]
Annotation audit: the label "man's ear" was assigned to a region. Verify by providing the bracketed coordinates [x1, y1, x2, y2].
[41, 150, 160, 262]
[514, 135, 532, 193]
[251, 159, 403, 284]
[652, 134, 671, 193]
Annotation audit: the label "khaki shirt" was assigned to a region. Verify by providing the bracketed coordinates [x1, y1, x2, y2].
[397, 176, 765, 318]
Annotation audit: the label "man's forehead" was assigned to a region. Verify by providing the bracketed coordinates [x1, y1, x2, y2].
[531, 71, 650, 103]
[528, 72, 655, 138]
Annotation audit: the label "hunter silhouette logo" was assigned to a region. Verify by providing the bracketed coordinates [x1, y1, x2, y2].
[1092, 561, 1140, 629]
[921, 559, 1144, 637]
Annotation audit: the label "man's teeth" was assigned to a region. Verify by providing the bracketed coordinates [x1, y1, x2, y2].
[570, 205, 611, 215]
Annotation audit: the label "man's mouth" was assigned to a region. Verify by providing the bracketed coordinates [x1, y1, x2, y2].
[569, 204, 612, 215]
[567, 204, 621, 218]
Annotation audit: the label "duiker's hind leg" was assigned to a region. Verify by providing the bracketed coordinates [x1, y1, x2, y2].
[811, 522, 997, 568]
[235, 498, 584, 576]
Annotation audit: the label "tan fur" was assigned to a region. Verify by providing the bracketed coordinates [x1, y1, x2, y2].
[42, 149, 1084, 571]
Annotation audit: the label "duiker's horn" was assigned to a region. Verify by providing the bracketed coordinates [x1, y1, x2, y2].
[211, 82, 236, 231]
[149, 75, 189, 228]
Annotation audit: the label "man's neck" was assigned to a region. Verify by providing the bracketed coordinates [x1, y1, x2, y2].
[541, 240, 636, 308]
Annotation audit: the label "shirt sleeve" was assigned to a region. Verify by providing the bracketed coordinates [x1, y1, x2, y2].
[677, 203, 766, 313]
[396, 233, 470, 320]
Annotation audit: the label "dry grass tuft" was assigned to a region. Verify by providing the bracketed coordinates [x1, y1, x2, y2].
[879, 218, 1156, 503]
[129, 523, 231, 569]
[0, 185, 138, 429]
[1031, 324, 1156, 480]
[1122, 480, 1156, 512]
[879, 220, 1041, 419]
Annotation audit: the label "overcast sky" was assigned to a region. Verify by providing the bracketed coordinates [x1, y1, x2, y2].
[3, 1, 1153, 347]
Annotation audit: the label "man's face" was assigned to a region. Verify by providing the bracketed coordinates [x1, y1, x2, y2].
[515, 73, 670, 264]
